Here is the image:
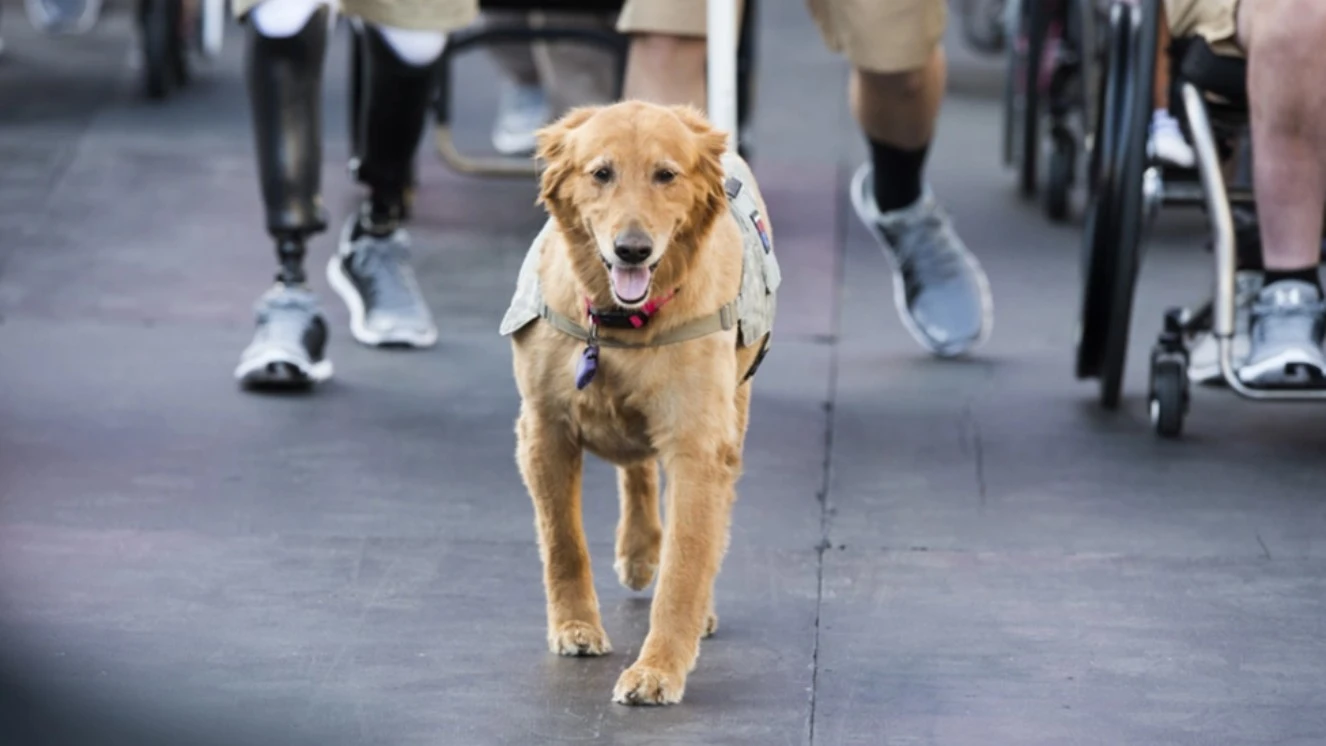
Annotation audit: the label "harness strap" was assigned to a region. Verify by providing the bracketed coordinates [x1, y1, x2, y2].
[539, 301, 738, 348]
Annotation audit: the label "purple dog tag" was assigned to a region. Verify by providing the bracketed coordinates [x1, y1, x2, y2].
[575, 345, 599, 390]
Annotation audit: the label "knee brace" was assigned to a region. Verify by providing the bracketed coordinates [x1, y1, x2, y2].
[245, 0, 332, 283]
[353, 23, 446, 231]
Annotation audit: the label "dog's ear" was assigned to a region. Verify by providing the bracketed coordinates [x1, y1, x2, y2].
[668, 106, 730, 247]
[535, 106, 598, 208]
[668, 105, 730, 164]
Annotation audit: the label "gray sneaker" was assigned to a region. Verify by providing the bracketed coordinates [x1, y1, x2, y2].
[1238, 280, 1326, 387]
[327, 214, 438, 348]
[234, 284, 333, 388]
[850, 163, 993, 356]
[1187, 270, 1262, 385]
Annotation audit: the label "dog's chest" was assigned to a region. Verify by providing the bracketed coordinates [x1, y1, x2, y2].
[574, 392, 656, 464]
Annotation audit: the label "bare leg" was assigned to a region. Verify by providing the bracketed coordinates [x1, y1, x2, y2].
[1235, 0, 1326, 385]
[850, 47, 946, 150]
[621, 34, 706, 108]
[1241, 0, 1326, 272]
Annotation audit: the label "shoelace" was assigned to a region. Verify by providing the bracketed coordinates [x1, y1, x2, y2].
[257, 293, 319, 348]
[890, 210, 966, 284]
[350, 239, 421, 314]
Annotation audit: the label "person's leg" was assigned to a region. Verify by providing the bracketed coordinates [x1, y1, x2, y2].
[232, 0, 335, 388]
[485, 11, 552, 155]
[830, 0, 992, 356]
[616, 0, 732, 109]
[329, 20, 452, 348]
[1236, 0, 1326, 383]
[1150, 5, 1196, 168]
[530, 10, 620, 114]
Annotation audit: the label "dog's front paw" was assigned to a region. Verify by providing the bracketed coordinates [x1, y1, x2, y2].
[612, 664, 685, 706]
[549, 621, 612, 657]
[614, 557, 658, 591]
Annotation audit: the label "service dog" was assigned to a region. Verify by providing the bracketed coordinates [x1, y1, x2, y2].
[500, 100, 779, 705]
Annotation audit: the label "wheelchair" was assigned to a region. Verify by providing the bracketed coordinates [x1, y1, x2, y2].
[347, 0, 758, 181]
[1001, 0, 1104, 222]
[1074, 0, 1287, 438]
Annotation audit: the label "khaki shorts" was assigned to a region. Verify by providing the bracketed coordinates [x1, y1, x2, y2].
[233, 0, 477, 33]
[1165, 0, 1242, 57]
[617, 0, 947, 73]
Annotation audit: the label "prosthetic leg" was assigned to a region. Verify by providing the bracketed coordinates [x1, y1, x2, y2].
[326, 24, 444, 349]
[234, 0, 445, 389]
[234, 0, 334, 388]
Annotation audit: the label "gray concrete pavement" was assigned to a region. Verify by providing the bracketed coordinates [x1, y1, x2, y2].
[2, 2, 1325, 745]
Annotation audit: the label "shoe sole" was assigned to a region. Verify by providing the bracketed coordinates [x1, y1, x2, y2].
[848, 164, 993, 357]
[326, 250, 439, 349]
[1238, 350, 1326, 388]
[234, 349, 333, 389]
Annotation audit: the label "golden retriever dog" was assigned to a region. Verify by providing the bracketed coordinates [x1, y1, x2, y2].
[499, 100, 778, 706]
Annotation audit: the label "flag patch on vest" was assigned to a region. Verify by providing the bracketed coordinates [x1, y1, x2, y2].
[750, 210, 771, 254]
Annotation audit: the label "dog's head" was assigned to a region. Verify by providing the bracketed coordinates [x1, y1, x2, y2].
[536, 101, 729, 308]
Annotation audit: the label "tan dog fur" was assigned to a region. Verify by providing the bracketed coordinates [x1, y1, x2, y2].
[509, 101, 770, 706]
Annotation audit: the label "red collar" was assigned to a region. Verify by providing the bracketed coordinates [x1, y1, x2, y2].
[585, 290, 678, 329]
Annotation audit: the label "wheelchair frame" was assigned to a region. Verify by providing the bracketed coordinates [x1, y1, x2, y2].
[347, 0, 758, 179]
[1075, 0, 1317, 438]
[1002, 0, 1102, 222]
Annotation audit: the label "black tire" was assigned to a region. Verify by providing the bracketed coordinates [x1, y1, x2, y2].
[1149, 357, 1187, 438]
[1018, 0, 1047, 197]
[1075, 1, 1132, 382]
[1096, 0, 1157, 410]
[1045, 132, 1074, 221]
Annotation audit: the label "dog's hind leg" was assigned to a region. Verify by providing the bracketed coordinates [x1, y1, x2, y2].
[614, 461, 662, 592]
[516, 408, 611, 657]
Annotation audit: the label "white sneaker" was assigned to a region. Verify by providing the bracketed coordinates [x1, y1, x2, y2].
[1187, 271, 1262, 385]
[491, 83, 550, 156]
[1148, 109, 1195, 169]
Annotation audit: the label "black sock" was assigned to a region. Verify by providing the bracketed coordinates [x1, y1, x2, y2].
[1264, 266, 1321, 291]
[868, 138, 930, 213]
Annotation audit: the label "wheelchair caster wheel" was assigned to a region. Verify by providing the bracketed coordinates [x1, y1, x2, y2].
[1149, 359, 1186, 438]
[1149, 313, 1189, 438]
[1045, 133, 1074, 221]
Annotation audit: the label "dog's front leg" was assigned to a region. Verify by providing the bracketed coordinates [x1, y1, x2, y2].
[612, 446, 739, 706]
[516, 408, 611, 657]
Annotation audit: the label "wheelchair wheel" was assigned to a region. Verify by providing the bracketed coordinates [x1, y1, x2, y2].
[1004, 0, 1047, 195]
[1075, 0, 1156, 410]
[1148, 308, 1189, 438]
[1045, 128, 1074, 221]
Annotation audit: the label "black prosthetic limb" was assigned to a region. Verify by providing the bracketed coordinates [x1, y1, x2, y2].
[244, 6, 330, 285]
[352, 24, 440, 235]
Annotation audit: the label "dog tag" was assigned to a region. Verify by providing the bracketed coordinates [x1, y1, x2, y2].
[575, 344, 599, 390]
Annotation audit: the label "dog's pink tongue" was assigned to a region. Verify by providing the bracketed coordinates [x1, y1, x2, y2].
[610, 265, 651, 302]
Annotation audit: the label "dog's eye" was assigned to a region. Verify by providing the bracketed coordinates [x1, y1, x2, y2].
[592, 167, 614, 184]
[654, 169, 676, 185]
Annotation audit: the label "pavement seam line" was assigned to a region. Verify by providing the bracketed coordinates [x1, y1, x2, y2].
[807, 161, 848, 746]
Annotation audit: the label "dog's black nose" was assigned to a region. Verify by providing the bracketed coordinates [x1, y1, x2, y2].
[613, 229, 653, 264]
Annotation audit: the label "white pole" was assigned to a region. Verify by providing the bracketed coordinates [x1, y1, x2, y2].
[706, 0, 739, 152]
